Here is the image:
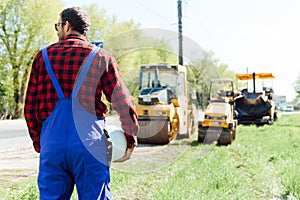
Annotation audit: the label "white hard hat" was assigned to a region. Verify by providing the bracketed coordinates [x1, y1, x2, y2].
[105, 125, 127, 162]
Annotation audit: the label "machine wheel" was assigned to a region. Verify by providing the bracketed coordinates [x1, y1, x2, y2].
[268, 119, 274, 125]
[274, 112, 278, 122]
[268, 112, 278, 125]
[198, 134, 205, 143]
[137, 119, 169, 144]
[218, 130, 233, 145]
[232, 129, 236, 140]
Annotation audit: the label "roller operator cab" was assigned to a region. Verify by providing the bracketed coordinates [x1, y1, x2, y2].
[136, 64, 195, 144]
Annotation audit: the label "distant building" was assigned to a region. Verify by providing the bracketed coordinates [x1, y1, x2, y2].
[273, 95, 286, 105]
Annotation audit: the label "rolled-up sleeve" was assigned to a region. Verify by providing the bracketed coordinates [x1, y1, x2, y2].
[101, 56, 139, 138]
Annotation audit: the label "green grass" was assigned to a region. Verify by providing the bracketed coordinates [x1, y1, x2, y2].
[0, 178, 38, 200]
[111, 114, 300, 200]
[1, 114, 300, 199]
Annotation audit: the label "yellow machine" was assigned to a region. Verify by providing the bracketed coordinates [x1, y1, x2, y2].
[136, 64, 195, 144]
[198, 79, 237, 145]
[234, 73, 277, 125]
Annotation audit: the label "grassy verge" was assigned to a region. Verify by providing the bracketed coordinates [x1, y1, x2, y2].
[0, 178, 38, 200]
[1, 114, 300, 199]
[111, 114, 300, 200]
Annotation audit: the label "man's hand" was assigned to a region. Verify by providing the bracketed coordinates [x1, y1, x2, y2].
[114, 135, 137, 163]
[113, 145, 135, 163]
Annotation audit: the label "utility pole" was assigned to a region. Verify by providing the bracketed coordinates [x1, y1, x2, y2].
[177, 0, 183, 65]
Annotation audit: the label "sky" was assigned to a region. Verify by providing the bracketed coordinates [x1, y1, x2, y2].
[63, 0, 300, 102]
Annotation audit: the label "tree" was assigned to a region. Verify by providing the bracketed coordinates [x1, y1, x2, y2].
[0, 0, 63, 118]
[0, 1, 179, 118]
[186, 51, 236, 107]
[84, 5, 140, 95]
[216, 64, 236, 81]
[0, 1, 237, 118]
[85, 5, 178, 95]
[187, 51, 219, 100]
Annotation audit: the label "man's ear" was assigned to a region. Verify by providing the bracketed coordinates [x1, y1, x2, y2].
[65, 21, 71, 32]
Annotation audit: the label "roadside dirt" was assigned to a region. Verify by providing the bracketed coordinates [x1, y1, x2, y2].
[0, 147, 39, 187]
[0, 119, 196, 187]
[0, 138, 193, 187]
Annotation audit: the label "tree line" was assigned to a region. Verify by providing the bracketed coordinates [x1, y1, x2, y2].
[0, 0, 237, 119]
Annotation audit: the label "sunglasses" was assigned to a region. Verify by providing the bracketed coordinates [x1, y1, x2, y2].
[55, 22, 66, 31]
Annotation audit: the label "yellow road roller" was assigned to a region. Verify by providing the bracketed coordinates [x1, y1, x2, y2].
[198, 79, 237, 145]
[136, 64, 196, 144]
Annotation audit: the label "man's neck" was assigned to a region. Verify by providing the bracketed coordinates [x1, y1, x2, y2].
[66, 29, 85, 37]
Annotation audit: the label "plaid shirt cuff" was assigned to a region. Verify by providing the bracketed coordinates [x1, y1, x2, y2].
[33, 142, 40, 153]
[124, 133, 137, 148]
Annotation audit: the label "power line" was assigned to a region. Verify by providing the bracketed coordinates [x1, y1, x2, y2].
[184, 0, 203, 26]
[132, 0, 177, 27]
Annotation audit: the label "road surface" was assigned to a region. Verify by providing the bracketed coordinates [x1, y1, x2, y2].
[0, 118, 121, 171]
[0, 111, 298, 169]
[0, 118, 122, 151]
[0, 117, 191, 174]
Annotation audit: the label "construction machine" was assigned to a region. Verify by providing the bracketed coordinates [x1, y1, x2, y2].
[234, 73, 277, 125]
[136, 64, 196, 144]
[198, 79, 237, 145]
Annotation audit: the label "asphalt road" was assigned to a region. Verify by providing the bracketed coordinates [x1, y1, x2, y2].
[0, 120, 28, 139]
[0, 111, 298, 151]
[0, 112, 298, 171]
[0, 120, 31, 151]
[0, 117, 120, 152]
[0, 117, 180, 172]
[0, 117, 121, 171]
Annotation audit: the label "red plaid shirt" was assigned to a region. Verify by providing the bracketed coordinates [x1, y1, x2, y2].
[24, 34, 138, 152]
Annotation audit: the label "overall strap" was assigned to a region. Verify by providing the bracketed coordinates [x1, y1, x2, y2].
[42, 47, 65, 99]
[71, 46, 100, 98]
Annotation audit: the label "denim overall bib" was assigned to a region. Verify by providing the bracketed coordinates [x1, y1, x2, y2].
[39, 46, 112, 200]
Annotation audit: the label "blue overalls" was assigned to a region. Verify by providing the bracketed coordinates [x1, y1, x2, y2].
[39, 46, 112, 200]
